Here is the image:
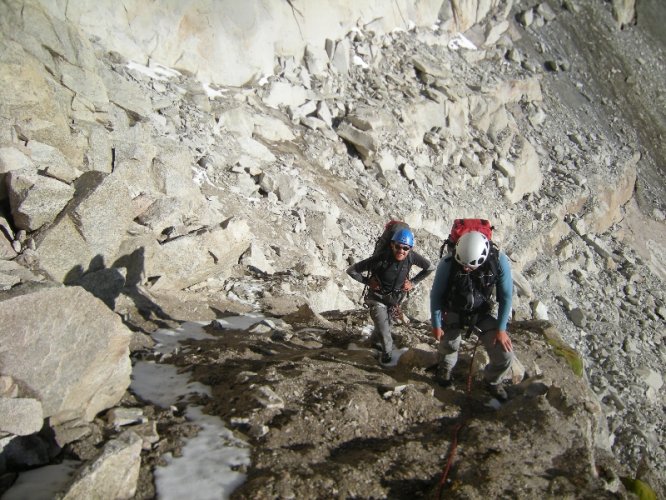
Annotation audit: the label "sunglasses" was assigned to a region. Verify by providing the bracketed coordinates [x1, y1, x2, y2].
[392, 243, 411, 252]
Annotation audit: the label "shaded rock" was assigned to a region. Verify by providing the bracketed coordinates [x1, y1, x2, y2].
[73, 267, 126, 308]
[0, 147, 33, 200]
[1, 460, 80, 499]
[0, 433, 58, 473]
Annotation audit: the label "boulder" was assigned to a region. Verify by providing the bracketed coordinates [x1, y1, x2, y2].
[0, 286, 132, 426]
[0, 34, 81, 163]
[612, 0, 636, 28]
[146, 218, 253, 290]
[7, 169, 75, 231]
[307, 278, 356, 313]
[27, 141, 82, 184]
[59, 431, 142, 500]
[336, 122, 377, 160]
[100, 68, 153, 120]
[32, 172, 134, 283]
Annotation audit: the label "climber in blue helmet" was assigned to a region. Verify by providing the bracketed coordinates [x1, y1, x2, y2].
[347, 223, 434, 365]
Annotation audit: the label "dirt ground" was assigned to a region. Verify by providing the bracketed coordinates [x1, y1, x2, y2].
[114, 304, 632, 499]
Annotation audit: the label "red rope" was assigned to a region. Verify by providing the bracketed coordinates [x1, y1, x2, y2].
[435, 338, 481, 499]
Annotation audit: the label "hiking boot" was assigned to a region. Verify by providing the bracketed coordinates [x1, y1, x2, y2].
[435, 368, 454, 388]
[486, 382, 508, 401]
[381, 352, 393, 364]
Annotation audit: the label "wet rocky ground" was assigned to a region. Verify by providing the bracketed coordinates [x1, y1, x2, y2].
[93, 299, 646, 499]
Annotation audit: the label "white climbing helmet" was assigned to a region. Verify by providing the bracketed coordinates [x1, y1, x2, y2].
[455, 231, 490, 270]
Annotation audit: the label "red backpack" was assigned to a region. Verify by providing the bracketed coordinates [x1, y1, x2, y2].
[440, 218, 494, 257]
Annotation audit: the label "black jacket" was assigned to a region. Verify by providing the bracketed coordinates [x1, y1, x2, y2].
[347, 250, 435, 305]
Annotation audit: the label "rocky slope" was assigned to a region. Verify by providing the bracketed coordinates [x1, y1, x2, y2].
[0, 0, 664, 497]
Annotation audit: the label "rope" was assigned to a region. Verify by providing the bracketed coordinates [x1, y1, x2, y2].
[435, 336, 481, 499]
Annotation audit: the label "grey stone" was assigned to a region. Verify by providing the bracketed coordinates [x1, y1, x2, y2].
[330, 38, 350, 74]
[336, 122, 377, 160]
[412, 55, 449, 78]
[304, 44, 329, 76]
[59, 60, 110, 111]
[612, 0, 636, 28]
[0, 286, 132, 427]
[32, 171, 134, 282]
[133, 421, 159, 450]
[27, 141, 82, 183]
[146, 218, 252, 291]
[7, 169, 75, 231]
[106, 407, 145, 428]
[531, 301, 549, 320]
[0, 398, 44, 436]
[263, 81, 308, 109]
[60, 431, 142, 500]
[52, 420, 92, 448]
[0, 147, 33, 200]
[240, 242, 275, 274]
[0, 376, 18, 398]
[100, 69, 155, 120]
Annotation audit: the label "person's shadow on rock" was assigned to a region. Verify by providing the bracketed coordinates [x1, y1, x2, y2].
[112, 247, 172, 328]
[64, 248, 172, 329]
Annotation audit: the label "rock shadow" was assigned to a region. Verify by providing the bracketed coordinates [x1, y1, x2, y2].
[63, 248, 172, 329]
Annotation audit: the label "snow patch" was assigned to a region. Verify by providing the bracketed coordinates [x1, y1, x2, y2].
[127, 60, 181, 80]
[130, 319, 260, 498]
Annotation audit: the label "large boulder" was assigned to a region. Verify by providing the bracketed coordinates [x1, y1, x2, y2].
[146, 218, 253, 291]
[0, 285, 132, 426]
[32, 172, 134, 283]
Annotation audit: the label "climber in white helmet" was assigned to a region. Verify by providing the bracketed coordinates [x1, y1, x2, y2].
[429, 230, 514, 400]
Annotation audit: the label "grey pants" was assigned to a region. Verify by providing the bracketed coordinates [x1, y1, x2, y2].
[366, 299, 393, 355]
[437, 311, 514, 384]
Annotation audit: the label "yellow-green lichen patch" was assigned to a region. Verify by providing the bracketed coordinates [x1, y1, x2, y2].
[620, 477, 657, 500]
[542, 328, 585, 377]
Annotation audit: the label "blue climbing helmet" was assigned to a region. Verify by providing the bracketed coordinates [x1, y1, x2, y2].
[391, 228, 414, 248]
